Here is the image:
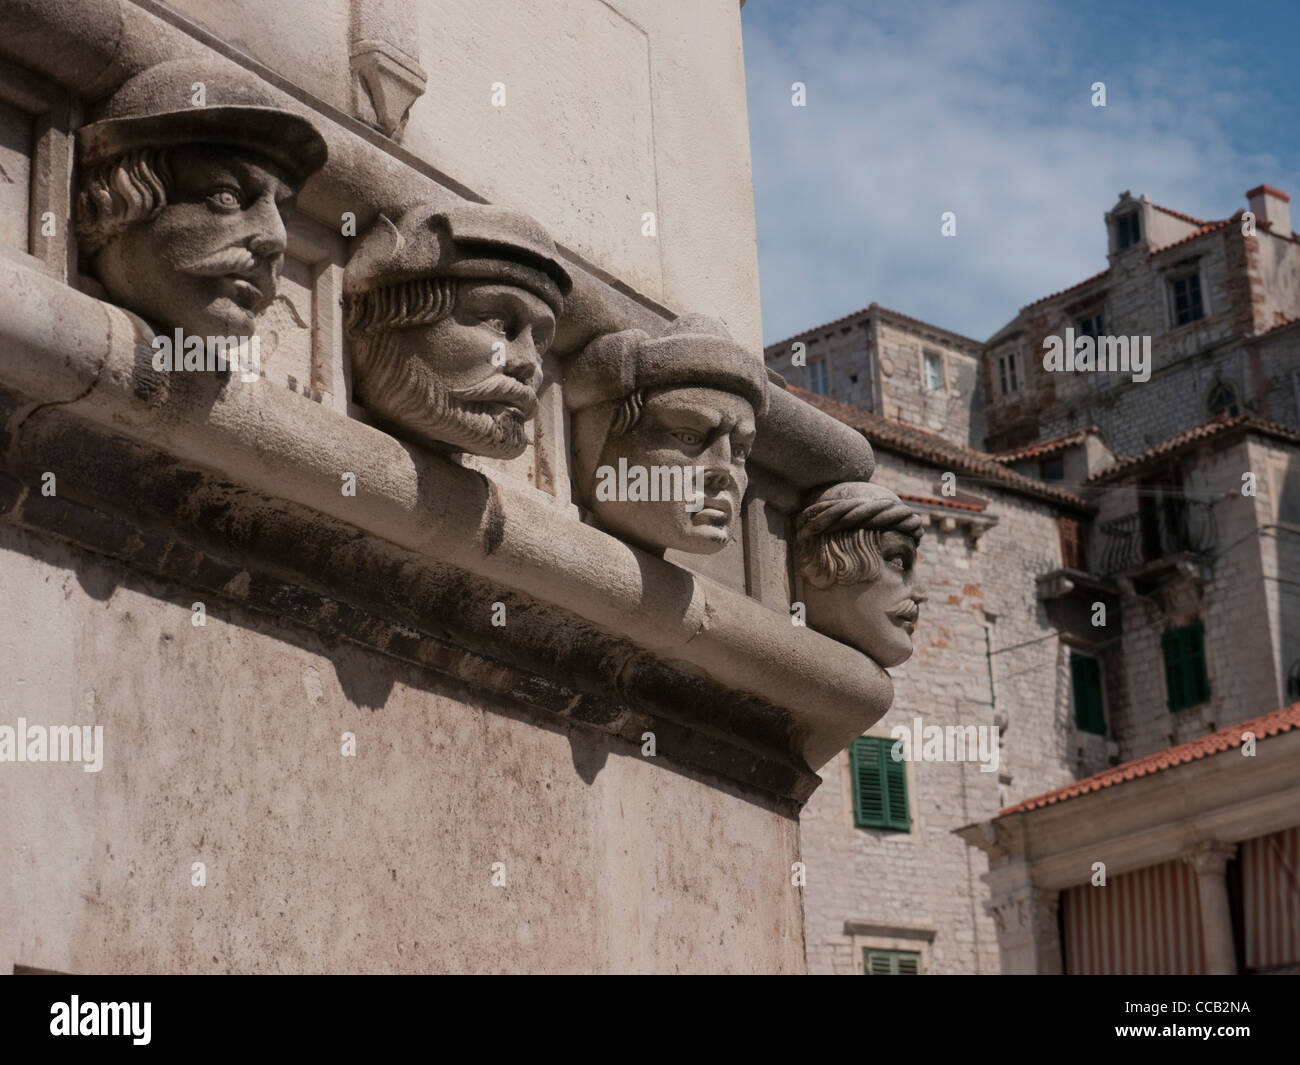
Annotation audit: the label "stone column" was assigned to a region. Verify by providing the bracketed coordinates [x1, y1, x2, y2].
[988, 883, 1063, 974]
[1183, 841, 1238, 975]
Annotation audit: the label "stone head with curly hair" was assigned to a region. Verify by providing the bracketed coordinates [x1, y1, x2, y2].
[794, 481, 926, 667]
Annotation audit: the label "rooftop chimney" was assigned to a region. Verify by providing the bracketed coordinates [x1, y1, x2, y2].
[1246, 185, 1292, 237]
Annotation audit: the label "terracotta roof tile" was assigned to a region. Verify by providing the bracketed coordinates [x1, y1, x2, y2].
[992, 426, 1101, 464]
[789, 387, 1090, 511]
[1150, 202, 1208, 226]
[898, 493, 985, 513]
[1149, 216, 1234, 255]
[1001, 702, 1300, 814]
[1087, 415, 1300, 485]
[1020, 268, 1110, 313]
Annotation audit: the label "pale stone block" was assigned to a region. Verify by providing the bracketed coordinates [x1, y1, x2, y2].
[0, 93, 31, 253]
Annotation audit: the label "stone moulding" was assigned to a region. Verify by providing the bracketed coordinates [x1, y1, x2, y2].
[0, 0, 874, 492]
[0, 256, 893, 775]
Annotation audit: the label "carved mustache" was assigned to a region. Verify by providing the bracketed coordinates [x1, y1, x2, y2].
[449, 375, 539, 419]
[178, 247, 277, 281]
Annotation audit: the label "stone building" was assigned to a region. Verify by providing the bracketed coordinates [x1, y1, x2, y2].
[983, 187, 1300, 456]
[0, 0, 922, 974]
[772, 186, 1300, 975]
[764, 303, 985, 450]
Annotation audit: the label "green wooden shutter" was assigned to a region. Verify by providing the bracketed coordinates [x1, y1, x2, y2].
[849, 737, 909, 833]
[1070, 653, 1105, 735]
[1163, 622, 1211, 711]
[1186, 620, 1210, 704]
[863, 948, 922, 975]
[882, 743, 909, 831]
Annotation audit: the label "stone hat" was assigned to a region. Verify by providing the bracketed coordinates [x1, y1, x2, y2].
[343, 201, 573, 320]
[796, 481, 924, 542]
[564, 313, 770, 416]
[77, 56, 328, 187]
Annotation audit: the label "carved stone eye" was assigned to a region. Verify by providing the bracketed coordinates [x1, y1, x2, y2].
[479, 317, 509, 335]
[672, 429, 703, 447]
[207, 188, 241, 211]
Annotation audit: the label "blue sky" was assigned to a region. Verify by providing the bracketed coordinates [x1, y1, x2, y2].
[741, 0, 1300, 345]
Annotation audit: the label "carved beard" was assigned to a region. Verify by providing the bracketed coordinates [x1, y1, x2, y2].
[355, 330, 531, 458]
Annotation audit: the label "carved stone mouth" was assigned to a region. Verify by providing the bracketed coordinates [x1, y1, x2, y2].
[692, 498, 732, 526]
[228, 276, 264, 310]
[889, 601, 920, 632]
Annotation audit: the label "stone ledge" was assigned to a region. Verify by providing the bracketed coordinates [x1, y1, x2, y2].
[0, 255, 894, 779]
[842, 920, 936, 942]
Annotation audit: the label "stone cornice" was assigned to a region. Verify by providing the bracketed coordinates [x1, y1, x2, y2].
[0, 256, 893, 784]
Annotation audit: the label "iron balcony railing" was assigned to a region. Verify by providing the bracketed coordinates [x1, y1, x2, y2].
[1096, 498, 1216, 576]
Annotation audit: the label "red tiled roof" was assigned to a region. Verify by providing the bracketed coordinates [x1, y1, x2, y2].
[992, 426, 1101, 464]
[789, 387, 1090, 511]
[1020, 268, 1110, 313]
[1149, 215, 1234, 255]
[1150, 202, 1208, 226]
[1087, 414, 1300, 485]
[764, 301, 980, 355]
[1001, 702, 1300, 814]
[899, 493, 985, 513]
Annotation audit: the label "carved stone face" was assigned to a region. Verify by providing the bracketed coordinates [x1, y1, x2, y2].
[804, 530, 926, 667]
[92, 144, 294, 338]
[369, 281, 555, 458]
[576, 385, 756, 554]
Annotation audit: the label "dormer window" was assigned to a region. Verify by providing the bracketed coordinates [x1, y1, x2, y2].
[1116, 212, 1141, 250]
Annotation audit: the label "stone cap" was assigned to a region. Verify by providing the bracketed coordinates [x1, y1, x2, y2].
[343, 201, 572, 320]
[564, 313, 769, 415]
[77, 56, 327, 187]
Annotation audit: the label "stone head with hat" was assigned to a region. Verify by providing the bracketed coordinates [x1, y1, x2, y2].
[564, 314, 768, 555]
[794, 481, 926, 667]
[75, 56, 328, 338]
[343, 201, 572, 459]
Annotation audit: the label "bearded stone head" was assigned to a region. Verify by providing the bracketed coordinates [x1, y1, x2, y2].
[75, 57, 327, 338]
[794, 482, 927, 667]
[343, 202, 571, 459]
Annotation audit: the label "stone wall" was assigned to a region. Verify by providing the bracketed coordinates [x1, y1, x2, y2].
[0, 0, 900, 975]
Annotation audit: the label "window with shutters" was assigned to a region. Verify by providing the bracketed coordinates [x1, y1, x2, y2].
[1057, 515, 1087, 570]
[1162, 620, 1210, 711]
[1070, 652, 1106, 735]
[848, 736, 909, 832]
[863, 948, 922, 975]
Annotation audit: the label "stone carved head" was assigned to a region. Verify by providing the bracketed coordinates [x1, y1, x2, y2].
[75, 57, 327, 338]
[794, 482, 926, 667]
[564, 314, 768, 555]
[343, 202, 572, 459]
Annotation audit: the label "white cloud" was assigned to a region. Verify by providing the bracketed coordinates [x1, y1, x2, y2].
[744, 0, 1283, 343]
